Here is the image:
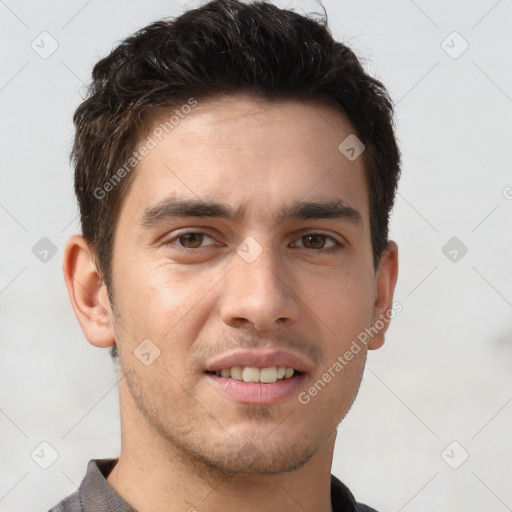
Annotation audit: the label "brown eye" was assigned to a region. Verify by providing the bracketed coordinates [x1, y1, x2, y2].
[296, 233, 340, 250]
[302, 234, 327, 249]
[177, 233, 205, 248]
[164, 231, 218, 252]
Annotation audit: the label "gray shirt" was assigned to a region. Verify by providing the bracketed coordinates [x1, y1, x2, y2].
[47, 459, 379, 512]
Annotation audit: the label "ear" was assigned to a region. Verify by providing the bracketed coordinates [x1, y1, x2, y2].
[368, 240, 399, 350]
[62, 235, 115, 349]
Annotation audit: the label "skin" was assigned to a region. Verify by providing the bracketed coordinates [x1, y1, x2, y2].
[64, 94, 398, 512]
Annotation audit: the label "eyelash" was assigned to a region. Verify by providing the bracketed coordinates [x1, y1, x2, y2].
[164, 231, 345, 253]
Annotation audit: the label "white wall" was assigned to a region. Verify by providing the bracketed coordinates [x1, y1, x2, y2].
[1, 1, 511, 510]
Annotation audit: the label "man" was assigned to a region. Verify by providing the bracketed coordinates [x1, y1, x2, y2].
[50, 0, 400, 510]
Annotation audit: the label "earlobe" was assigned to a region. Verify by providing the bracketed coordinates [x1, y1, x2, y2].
[62, 235, 115, 349]
[368, 241, 399, 350]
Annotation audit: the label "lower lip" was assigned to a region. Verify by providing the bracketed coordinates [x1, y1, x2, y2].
[205, 373, 307, 405]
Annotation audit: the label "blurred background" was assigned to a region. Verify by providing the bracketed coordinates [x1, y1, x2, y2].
[1, 1, 511, 510]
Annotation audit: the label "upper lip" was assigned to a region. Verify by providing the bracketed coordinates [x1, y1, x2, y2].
[205, 349, 312, 374]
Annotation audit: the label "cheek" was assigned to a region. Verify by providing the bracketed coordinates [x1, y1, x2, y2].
[113, 263, 206, 386]
[314, 268, 374, 351]
[146, 266, 193, 315]
[144, 262, 225, 315]
[118, 259, 199, 318]
[124, 263, 216, 359]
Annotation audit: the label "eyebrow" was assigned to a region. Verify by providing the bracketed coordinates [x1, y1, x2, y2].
[140, 197, 363, 228]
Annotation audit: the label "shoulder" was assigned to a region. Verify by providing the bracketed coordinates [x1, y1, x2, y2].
[355, 504, 380, 512]
[46, 490, 82, 512]
[331, 473, 381, 512]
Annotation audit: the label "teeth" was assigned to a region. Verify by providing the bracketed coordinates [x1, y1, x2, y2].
[231, 366, 243, 380]
[259, 367, 277, 383]
[214, 366, 296, 382]
[242, 367, 260, 383]
[276, 366, 286, 379]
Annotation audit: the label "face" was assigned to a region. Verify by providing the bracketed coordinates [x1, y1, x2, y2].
[109, 95, 384, 475]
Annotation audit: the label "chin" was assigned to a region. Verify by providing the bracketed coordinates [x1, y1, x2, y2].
[183, 436, 318, 476]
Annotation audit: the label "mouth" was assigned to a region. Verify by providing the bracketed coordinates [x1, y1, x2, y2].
[203, 349, 311, 405]
[206, 365, 302, 383]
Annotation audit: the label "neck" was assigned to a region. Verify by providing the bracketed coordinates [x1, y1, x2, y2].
[107, 381, 336, 512]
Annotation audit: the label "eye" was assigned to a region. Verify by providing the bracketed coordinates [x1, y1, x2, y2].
[164, 231, 344, 253]
[292, 233, 344, 251]
[168, 231, 217, 249]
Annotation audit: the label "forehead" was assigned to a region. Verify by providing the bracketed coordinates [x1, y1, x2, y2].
[119, 94, 370, 228]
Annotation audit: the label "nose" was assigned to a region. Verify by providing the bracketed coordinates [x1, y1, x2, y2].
[219, 243, 300, 331]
